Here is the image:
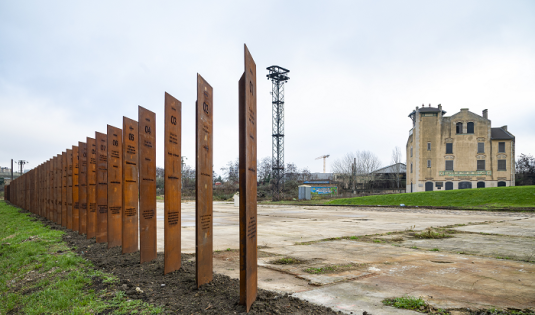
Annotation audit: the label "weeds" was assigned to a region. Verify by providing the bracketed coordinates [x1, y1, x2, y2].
[414, 228, 453, 239]
[272, 257, 303, 265]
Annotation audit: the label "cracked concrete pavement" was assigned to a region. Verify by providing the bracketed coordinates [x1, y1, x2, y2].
[155, 201, 535, 314]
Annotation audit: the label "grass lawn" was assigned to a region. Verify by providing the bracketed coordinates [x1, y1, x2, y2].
[0, 201, 163, 314]
[327, 185, 535, 210]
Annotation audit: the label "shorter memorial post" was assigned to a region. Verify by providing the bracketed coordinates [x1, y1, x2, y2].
[62, 152, 67, 227]
[67, 149, 73, 230]
[164, 92, 182, 274]
[138, 106, 157, 263]
[107, 125, 123, 248]
[122, 117, 139, 254]
[96, 131, 108, 243]
[72, 145, 80, 232]
[79, 142, 88, 234]
[87, 137, 97, 238]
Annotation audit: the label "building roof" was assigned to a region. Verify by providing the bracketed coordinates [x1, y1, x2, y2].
[372, 163, 406, 174]
[408, 106, 447, 117]
[491, 127, 514, 140]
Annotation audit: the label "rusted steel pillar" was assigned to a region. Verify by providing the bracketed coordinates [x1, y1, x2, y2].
[122, 117, 139, 254]
[72, 145, 80, 232]
[196, 74, 214, 287]
[67, 149, 73, 229]
[79, 142, 87, 234]
[62, 152, 67, 227]
[164, 92, 182, 274]
[87, 137, 97, 238]
[139, 106, 157, 263]
[107, 125, 123, 248]
[96, 131, 108, 243]
[239, 44, 258, 312]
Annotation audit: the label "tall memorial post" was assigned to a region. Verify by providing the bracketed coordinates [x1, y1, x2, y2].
[67, 149, 73, 230]
[164, 92, 182, 274]
[87, 137, 97, 238]
[239, 44, 258, 311]
[196, 74, 214, 287]
[96, 131, 108, 243]
[138, 106, 157, 263]
[122, 117, 139, 254]
[107, 125, 123, 248]
[79, 142, 88, 234]
[72, 145, 80, 232]
[62, 152, 67, 227]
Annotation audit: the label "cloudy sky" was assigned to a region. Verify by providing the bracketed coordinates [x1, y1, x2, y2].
[1, 1, 534, 176]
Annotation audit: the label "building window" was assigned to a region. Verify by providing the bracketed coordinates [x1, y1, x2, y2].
[445, 182, 453, 190]
[467, 122, 474, 133]
[427, 142, 431, 151]
[456, 122, 463, 134]
[410, 146, 413, 157]
[427, 160, 431, 168]
[478, 143, 484, 153]
[446, 143, 453, 154]
[477, 160, 485, 171]
[499, 142, 505, 153]
[498, 159, 506, 171]
[445, 160, 453, 171]
[477, 182, 485, 188]
[498, 181, 506, 187]
[410, 163, 413, 173]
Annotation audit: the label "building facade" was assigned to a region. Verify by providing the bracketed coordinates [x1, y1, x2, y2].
[406, 105, 515, 192]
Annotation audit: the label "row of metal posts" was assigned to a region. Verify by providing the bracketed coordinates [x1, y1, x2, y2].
[4, 45, 258, 312]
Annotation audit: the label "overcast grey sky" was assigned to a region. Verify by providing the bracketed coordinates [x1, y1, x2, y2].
[1, 1, 534, 175]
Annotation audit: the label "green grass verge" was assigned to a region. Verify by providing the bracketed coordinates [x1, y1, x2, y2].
[0, 201, 163, 314]
[328, 186, 535, 210]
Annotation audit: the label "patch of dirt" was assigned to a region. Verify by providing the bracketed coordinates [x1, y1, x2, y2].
[26, 211, 343, 315]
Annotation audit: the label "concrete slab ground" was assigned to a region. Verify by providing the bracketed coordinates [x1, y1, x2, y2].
[155, 202, 535, 314]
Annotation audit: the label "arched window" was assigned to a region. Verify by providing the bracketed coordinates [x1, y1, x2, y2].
[445, 182, 453, 190]
[477, 181, 485, 188]
[498, 181, 506, 187]
[467, 122, 474, 133]
[456, 122, 463, 134]
[410, 163, 413, 173]
[458, 181, 472, 189]
[425, 182, 433, 191]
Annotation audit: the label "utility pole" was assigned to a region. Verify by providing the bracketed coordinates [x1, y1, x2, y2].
[15, 160, 28, 176]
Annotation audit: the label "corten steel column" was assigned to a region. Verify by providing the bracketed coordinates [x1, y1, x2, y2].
[56, 154, 62, 224]
[72, 145, 80, 232]
[164, 92, 182, 274]
[67, 149, 73, 229]
[196, 74, 214, 287]
[96, 131, 108, 243]
[87, 137, 97, 239]
[79, 142, 88, 234]
[52, 157, 57, 222]
[25, 167, 29, 211]
[47, 159, 51, 220]
[122, 117, 139, 254]
[138, 106, 157, 263]
[239, 44, 258, 311]
[62, 152, 67, 227]
[107, 125, 123, 248]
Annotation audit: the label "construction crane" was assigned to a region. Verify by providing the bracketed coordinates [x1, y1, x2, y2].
[315, 155, 330, 173]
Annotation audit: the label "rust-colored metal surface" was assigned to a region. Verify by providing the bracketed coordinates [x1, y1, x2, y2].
[164, 92, 182, 274]
[79, 142, 88, 235]
[56, 154, 62, 225]
[138, 106, 157, 263]
[96, 131, 108, 243]
[122, 117, 139, 254]
[87, 137, 97, 239]
[196, 74, 214, 287]
[25, 165, 29, 212]
[107, 125, 123, 248]
[67, 149, 73, 230]
[239, 44, 258, 311]
[72, 145, 80, 232]
[62, 152, 67, 227]
[47, 159, 51, 220]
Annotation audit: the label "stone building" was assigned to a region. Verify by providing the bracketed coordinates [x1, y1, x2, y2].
[406, 105, 515, 192]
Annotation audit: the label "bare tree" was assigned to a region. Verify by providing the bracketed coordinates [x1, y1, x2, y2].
[220, 158, 239, 184]
[391, 147, 402, 189]
[332, 151, 381, 190]
[257, 157, 272, 185]
[357, 150, 382, 190]
[331, 152, 356, 189]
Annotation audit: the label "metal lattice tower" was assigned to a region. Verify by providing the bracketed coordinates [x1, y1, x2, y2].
[267, 66, 290, 201]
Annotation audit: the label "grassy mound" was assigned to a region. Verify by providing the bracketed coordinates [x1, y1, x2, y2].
[328, 186, 535, 209]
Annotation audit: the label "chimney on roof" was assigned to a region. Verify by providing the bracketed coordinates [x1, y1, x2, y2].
[438, 104, 442, 112]
[421, 104, 424, 108]
[502, 125, 507, 131]
[428, 104, 431, 107]
[483, 109, 488, 119]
